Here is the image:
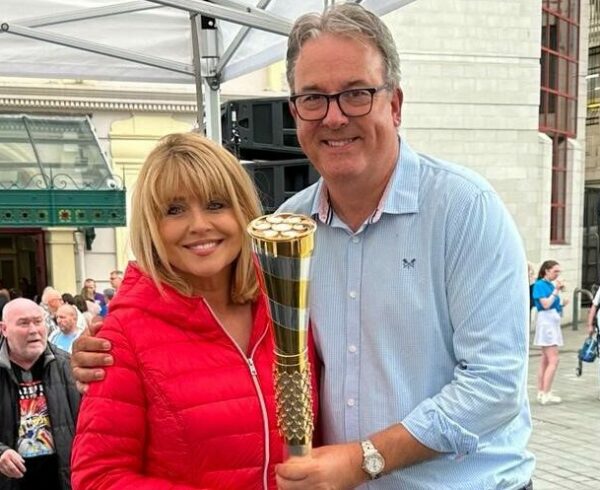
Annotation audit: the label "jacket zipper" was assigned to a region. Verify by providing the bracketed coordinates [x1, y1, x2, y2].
[202, 299, 271, 490]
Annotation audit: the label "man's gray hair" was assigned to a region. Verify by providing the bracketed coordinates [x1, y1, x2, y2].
[286, 3, 401, 93]
[41, 287, 61, 304]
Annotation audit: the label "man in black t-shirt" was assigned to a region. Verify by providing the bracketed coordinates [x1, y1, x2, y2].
[0, 298, 80, 490]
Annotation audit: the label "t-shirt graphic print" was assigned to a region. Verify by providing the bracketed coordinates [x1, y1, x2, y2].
[17, 379, 56, 458]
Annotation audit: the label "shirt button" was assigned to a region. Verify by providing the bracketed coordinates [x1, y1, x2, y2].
[352, 236, 360, 244]
[349, 291, 357, 299]
[347, 398, 355, 407]
[348, 345, 357, 353]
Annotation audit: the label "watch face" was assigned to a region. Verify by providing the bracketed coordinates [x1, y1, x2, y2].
[365, 454, 385, 474]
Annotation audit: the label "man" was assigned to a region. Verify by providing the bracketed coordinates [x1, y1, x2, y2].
[277, 5, 532, 488]
[0, 298, 80, 490]
[40, 288, 63, 337]
[82, 279, 106, 311]
[100, 288, 115, 317]
[71, 4, 533, 489]
[108, 270, 123, 292]
[49, 305, 82, 354]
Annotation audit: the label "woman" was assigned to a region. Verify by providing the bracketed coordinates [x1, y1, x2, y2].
[532, 260, 569, 405]
[71, 133, 318, 489]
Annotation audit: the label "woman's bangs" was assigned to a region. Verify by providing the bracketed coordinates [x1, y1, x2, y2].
[151, 155, 233, 211]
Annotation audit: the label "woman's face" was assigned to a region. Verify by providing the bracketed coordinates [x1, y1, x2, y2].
[158, 196, 244, 294]
[545, 264, 561, 281]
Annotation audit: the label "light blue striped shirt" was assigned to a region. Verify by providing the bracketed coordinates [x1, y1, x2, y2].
[279, 140, 534, 489]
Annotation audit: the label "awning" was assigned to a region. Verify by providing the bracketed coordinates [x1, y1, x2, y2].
[0, 114, 126, 227]
[0, 0, 418, 139]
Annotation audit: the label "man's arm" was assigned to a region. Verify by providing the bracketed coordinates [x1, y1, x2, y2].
[587, 304, 598, 336]
[587, 289, 600, 336]
[276, 425, 437, 489]
[70, 318, 113, 393]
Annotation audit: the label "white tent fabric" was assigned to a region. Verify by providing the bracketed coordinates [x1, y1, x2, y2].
[0, 0, 415, 84]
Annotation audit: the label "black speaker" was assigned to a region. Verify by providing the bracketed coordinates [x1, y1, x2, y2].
[222, 97, 304, 160]
[242, 159, 320, 213]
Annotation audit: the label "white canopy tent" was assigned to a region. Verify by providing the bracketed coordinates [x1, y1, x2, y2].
[0, 0, 416, 140]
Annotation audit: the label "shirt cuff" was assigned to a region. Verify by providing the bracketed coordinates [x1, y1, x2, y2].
[402, 398, 479, 456]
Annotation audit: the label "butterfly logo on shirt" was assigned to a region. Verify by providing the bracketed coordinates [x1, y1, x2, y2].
[402, 258, 416, 269]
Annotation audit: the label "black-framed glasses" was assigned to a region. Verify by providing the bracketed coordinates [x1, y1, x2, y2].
[290, 85, 390, 121]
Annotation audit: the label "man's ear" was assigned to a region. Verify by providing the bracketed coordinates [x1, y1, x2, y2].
[391, 87, 403, 128]
[0, 322, 7, 337]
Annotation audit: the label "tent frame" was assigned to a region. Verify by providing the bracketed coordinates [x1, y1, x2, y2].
[0, 0, 297, 141]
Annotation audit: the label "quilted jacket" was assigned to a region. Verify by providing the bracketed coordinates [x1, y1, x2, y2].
[71, 262, 318, 490]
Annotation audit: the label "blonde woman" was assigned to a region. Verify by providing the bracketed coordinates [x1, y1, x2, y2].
[71, 133, 318, 489]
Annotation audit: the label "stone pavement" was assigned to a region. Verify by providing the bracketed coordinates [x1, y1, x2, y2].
[528, 318, 600, 489]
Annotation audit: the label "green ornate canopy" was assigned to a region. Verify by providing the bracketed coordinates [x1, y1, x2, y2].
[0, 114, 126, 227]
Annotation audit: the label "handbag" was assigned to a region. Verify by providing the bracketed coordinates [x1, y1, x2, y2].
[578, 336, 598, 363]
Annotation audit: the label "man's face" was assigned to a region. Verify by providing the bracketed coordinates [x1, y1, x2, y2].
[109, 273, 122, 289]
[291, 34, 402, 187]
[1, 299, 47, 367]
[56, 305, 77, 334]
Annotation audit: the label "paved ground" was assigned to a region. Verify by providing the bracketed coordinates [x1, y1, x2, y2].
[528, 317, 600, 489]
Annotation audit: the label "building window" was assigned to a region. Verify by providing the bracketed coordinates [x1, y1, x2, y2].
[539, 0, 580, 243]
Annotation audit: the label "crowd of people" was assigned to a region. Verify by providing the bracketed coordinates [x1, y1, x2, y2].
[0, 274, 123, 356]
[0, 272, 123, 490]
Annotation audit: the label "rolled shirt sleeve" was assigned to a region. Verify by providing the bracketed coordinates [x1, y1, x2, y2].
[401, 189, 529, 456]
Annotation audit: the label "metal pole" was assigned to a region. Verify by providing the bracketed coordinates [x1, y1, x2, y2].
[190, 13, 205, 135]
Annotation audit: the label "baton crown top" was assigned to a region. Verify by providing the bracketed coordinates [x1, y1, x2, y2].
[247, 213, 316, 241]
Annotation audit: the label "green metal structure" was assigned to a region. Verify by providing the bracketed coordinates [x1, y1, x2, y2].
[0, 114, 126, 227]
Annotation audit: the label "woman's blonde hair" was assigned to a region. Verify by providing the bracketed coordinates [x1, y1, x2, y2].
[130, 132, 262, 303]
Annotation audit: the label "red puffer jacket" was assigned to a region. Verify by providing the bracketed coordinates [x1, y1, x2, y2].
[71, 263, 318, 490]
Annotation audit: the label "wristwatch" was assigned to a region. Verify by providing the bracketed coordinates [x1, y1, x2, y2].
[360, 439, 385, 479]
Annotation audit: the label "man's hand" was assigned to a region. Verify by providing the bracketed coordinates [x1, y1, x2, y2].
[0, 449, 26, 479]
[588, 323, 595, 336]
[276, 443, 366, 490]
[71, 316, 113, 393]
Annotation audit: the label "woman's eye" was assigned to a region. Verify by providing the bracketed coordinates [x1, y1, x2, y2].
[207, 201, 225, 211]
[166, 203, 185, 215]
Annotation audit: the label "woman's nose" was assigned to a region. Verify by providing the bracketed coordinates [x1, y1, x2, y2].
[189, 208, 212, 231]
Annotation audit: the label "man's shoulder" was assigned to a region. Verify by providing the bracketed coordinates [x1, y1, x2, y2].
[46, 344, 70, 363]
[416, 152, 494, 196]
[278, 180, 321, 214]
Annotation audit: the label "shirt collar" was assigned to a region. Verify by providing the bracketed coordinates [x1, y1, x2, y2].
[310, 137, 421, 225]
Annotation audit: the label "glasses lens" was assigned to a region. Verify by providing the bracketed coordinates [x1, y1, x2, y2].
[339, 89, 374, 116]
[295, 94, 327, 120]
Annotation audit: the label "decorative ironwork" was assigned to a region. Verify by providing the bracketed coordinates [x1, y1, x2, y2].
[0, 189, 126, 227]
[0, 173, 123, 191]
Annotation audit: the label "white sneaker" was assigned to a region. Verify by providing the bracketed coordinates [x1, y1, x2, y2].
[540, 392, 562, 405]
[536, 391, 543, 402]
